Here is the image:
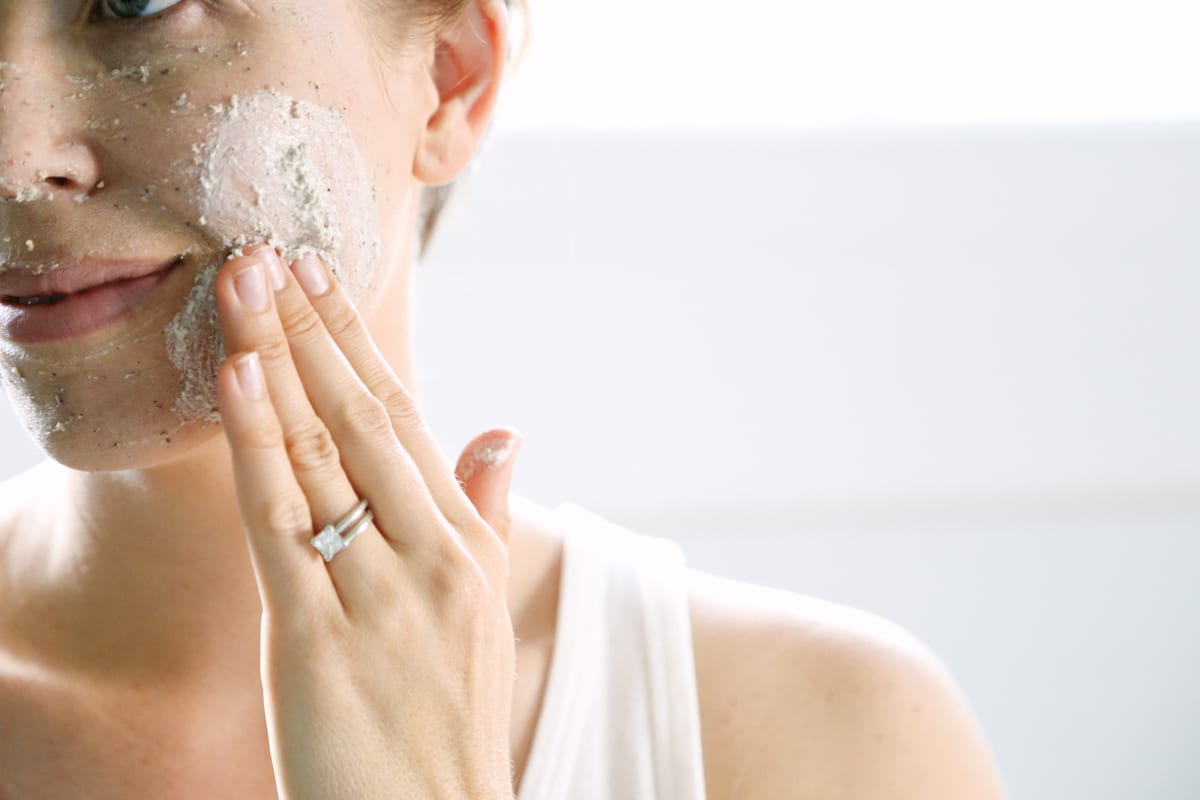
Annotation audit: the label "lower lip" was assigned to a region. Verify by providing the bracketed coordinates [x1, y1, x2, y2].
[0, 260, 185, 345]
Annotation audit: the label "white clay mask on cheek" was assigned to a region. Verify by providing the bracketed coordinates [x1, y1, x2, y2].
[165, 90, 382, 423]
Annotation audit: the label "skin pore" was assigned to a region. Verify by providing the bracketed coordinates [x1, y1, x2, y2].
[0, 0, 532, 744]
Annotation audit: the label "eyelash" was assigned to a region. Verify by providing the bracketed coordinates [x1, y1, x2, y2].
[88, 0, 193, 29]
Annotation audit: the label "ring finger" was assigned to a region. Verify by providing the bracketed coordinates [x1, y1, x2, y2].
[216, 251, 391, 609]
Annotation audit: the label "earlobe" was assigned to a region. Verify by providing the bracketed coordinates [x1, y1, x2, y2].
[413, 0, 508, 187]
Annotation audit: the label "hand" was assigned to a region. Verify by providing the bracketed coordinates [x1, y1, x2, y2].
[213, 243, 521, 800]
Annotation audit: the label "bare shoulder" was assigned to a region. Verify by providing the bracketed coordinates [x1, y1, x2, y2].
[0, 459, 57, 513]
[0, 460, 62, 591]
[0, 460, 55, 542]
[0, 467, 27, 556]
[686, 568, 1006, 800]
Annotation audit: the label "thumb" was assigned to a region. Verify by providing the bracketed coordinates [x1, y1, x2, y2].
[455, 427, 522, 545]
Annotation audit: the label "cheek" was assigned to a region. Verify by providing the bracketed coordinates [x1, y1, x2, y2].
[68, 43, 383, 295]
[191, 90, 383, 302]
[0, 33, 390, 460]
[25, 83, 382, 432]
[162, 90, 383, 422]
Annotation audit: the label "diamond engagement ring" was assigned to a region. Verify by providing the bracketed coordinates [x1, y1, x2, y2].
[310, 498, 374, 563]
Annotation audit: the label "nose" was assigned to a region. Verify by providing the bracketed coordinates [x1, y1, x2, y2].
[0, 59, 103, 202]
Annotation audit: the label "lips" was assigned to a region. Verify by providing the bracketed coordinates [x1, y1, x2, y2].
[0, 256, 185, 304]
[0, 255, 189, 345]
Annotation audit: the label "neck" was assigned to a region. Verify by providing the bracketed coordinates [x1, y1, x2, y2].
[56, 440, 264, 691]
[5, 233, 424, 695]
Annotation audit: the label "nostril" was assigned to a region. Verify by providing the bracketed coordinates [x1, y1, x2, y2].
[47, 176, 71, 188]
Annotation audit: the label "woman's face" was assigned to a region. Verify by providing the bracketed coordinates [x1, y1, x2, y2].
[0, 0, 438, 470]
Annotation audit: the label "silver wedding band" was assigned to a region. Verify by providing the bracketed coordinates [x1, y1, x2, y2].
[310, 498, 374, 563]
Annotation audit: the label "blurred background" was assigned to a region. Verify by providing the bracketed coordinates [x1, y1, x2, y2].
[4, 0, 1198, 797]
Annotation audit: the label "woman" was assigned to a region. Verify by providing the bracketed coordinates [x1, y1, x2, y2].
[0, 1, 1005, 797]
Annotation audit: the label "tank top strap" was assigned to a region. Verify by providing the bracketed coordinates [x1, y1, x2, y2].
[516, 502, 707, 800]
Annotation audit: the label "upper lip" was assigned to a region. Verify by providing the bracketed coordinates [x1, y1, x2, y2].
[0, 256, 183, 299]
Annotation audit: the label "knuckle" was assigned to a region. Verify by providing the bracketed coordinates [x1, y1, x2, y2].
[255, 335, 293, 369]
[479, 515, 511, 559]
[436, 536, 490, 612]
[333, 396, 393, 439]
[258, 495, 312, 537]
[473, 534, 510, 584]
[277, 303, 326, 345]
[321, 299, 362, 340]
[237, 418, 285, 452]
[283, 421, 340, 475]
[452, 564, 489, 619]
[268, 604, 345, 652]
[378, 384, 421, 426]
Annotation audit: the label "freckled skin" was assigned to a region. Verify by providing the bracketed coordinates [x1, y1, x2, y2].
[0, 1, 430, 470]
[166, 90, 382, 427]
[0, 5, 547, 794]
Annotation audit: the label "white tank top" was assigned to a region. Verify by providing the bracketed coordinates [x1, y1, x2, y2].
[515, 502, 708, 800]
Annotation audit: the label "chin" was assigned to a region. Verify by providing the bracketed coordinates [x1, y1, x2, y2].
[0, 256, 235, 473]
[34, 415, 226, 473]
[0, 357, 227, 473]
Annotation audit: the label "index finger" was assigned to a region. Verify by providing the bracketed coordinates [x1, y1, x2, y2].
[275, 248, 486, 533]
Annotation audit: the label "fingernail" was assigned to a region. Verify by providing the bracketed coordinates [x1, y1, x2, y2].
[293, 253, 330, 297]
[464, 434, 520, 482]
[234, 352, 265, 400]
[252, 246, 287, 292]
[234, 264, 269, 312]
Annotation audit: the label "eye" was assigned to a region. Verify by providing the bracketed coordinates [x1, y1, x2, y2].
[98, 0, 184, 19]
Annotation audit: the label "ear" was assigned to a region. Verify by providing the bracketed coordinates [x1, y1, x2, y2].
[413, 0, 509, 186]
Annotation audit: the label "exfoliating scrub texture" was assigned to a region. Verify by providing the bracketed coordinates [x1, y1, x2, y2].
[166, 90, 382, 423]
[0, 57, 382, 461]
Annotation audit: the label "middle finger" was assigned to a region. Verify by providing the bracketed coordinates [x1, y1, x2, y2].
[215, 250, 393, 607]
[244, 247, 455, 564]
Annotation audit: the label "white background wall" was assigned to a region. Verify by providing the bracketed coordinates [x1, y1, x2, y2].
[454, 4, 1200, 790]
[496, 0, 1199, 130]
[420, 125, 1200, 800]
